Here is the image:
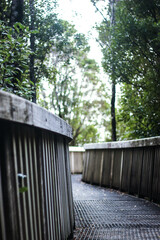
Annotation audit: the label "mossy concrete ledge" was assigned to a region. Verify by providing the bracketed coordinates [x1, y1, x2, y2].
[83, 137, 160, 204]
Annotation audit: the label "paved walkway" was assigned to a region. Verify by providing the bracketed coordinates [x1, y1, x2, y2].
[71, 175, 160, 240]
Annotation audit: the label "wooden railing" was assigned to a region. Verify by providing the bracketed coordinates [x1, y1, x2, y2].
[82, 138, 160, 203]
[0, 91, 74, 240]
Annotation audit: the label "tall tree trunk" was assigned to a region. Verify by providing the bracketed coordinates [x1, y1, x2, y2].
[29, 0, 36, 103]
[10, 0, 24, 25]
[110, 0, 117, 141]
[91, 0, 117, 141]
[111, 80, 116, 141]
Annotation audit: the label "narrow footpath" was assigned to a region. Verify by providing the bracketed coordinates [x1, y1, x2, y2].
[71, 175, 160, 240]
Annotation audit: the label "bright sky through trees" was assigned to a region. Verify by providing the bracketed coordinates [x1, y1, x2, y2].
[56, 0, 106, 62]
[56, 0, 120, 111]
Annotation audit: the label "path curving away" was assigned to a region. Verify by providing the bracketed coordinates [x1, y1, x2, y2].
[71, 175, 160, 240]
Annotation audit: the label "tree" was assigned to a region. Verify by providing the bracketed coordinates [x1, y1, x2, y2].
[91, 0, 118, 141]
[29, 0, 36, 102]
[0, 20, 32, 99]
[37, 21, 105, 145]
[109, 0, 117, 141]
[99, 0, 160, 139]
[10, 0, 24, 25]
[0, 0, 58, 101]
[1, 0, 110, 145]
[0, 0, 34, 99]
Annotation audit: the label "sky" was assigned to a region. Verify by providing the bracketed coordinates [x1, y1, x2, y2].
[56, 0, 106, 63]
[55, 0, 110, 141]
[56, 0, 121, 101]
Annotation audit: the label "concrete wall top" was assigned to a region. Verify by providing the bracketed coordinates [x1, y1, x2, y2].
[84, 136, 160, 150]
[0, 90, 73, 140]
[69, 146, 85, 152]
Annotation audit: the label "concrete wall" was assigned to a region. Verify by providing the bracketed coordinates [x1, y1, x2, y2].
[69, 147, 85, 174]
[82, 137, 160, 203]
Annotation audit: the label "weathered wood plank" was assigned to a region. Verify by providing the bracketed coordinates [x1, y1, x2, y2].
[84, 137, 160, 149]
[0, 90, 72, 140]
[101, 150, 112, 187]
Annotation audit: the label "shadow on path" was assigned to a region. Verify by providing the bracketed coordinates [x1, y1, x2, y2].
[71, 174, 160, 240]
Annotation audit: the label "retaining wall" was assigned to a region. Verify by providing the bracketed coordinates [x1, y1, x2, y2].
[0, 90, 74, 240]
[82, 138, 160, 203]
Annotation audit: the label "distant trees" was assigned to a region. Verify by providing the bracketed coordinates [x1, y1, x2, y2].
[2, 0, 159, 143]
[0, 0, 109, 145]
[37, 20, 107, 145]
[97, 0, 160, 139]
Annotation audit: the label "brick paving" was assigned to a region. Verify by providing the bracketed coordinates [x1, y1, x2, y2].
[71, 174, 160, 240]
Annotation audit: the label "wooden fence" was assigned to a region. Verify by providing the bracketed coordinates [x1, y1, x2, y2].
[0, 91, 74, 240]
[82, 138, 160, 203]
[69, 147, 84, 174]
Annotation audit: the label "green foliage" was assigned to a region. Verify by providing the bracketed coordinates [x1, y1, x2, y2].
[0, 0, 110, 145]
[19, 187, 28, 193]
[75, 125, 100, 146]
[0, 21, 33, 99]
[0, 0, 12, 23]
[98, 0, 160, 139]
[36, 19, 109, 145]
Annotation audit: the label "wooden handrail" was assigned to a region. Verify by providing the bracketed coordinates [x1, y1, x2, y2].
[0, 90, 72, 140]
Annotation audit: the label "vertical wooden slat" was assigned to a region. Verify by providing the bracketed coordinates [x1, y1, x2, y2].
[56, 134, 73, 239]
[56, 137, 66, 239]
[64, 139, 74, 231]
[101, 150, 112, 187]
[139, 148, 154, 199]
[82, 151, 89, 181]
[149, 147, 155, 201]
[12, 125, 23, 240]
[49, 134, 60, 239]
[61, 138, 71, 237]
[31, 131, 43, 240]
[128, 149, 133, 194]
[3, 125, 21, 240]
[121, 149, 132, 192]
[130, 148, 143, 195]
[0, 163, 6, 240]
[100, 151, 104, 186]
[53, 136, 63, 239]
[59, 141, 68, 238]
[152, 146, 160, 202]
[138, 148, 144, 197]
[0, 122, 6, 240]
[36, 132, 47, 240]
[93, 150, 102, 184]
[110, 150, 114, 188]
[17, 127, 29, 240]
[112, 149, 122, 189]
[23, 129, 35, 240]
[46, 133, 55, 240]
[119, 150, 124, 190]
[42, 132, 51, 240]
